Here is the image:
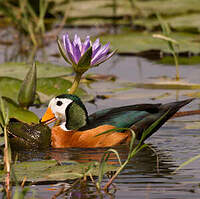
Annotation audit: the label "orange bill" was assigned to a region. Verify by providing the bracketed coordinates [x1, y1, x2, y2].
[41, 107, 56, 124]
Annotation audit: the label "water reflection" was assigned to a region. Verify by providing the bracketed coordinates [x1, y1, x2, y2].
[12, 143, 175, 177]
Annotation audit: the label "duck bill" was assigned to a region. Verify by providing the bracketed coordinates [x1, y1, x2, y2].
[41, 107, 56, 124]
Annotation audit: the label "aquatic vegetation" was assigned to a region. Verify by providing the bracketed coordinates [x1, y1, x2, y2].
[0, 0, 200, 196]
[0, 97, 11, 198]
[0, 0, 48, 48]
[95, 114, 166, 191]
[153, 14, 180, 80]
[58, 33, 116, 94]
[172, 154, 200, 174]
[18, 62, 37, 109]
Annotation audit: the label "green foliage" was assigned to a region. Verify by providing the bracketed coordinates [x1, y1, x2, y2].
[0, 0, 49, 47]
[155, 14, 180, 80]
[0, 62, 73, 80]
[18, 62, 37, 109]
[0, 97, 39, 126]
[13, 186, 30, 199]
[0, 160, 117, 182]
[98, 31, 200, 54]
[96, 113, 167, 190]
[76, 47, 92, 73]
[57, 38, 71, 65]
[172, 154, 200, 174]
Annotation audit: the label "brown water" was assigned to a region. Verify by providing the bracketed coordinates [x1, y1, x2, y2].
[1, 27, 200, 198]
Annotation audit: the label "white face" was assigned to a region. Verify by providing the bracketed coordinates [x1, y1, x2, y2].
[49, 97, 73, 122]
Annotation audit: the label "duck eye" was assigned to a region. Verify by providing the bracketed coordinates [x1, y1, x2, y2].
[56, 101, 63, 106]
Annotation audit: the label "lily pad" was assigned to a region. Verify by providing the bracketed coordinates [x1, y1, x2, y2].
[135, 0, 200, 16]
[157, 56, 200, 65]
[98, 31, 200, 54]
[0, 97, 39, 125]
[37, 77, 93, 103]
[0, 160, 117, 182]
[0, 77, 21, 103]
[0, 62, 73, 80]
[52, 0, 200, 28]
[118, 81, 200, 91]
[0, 77, 93, 104]
[135, 13, 200, 33]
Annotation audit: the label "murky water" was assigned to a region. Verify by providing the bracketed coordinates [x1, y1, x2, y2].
[1, 27, 200, 198]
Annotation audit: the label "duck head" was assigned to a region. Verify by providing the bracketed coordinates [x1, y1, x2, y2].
[41, 94, 89, 131]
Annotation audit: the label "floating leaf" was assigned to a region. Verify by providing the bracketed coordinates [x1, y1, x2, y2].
[0, 77, 93, 104]
[119, 81, 200, 91]
[135, 13, 200, 33]
[37, 77, 93, 103]
[157, 56, 200, 65]
[98, 31, 200, 54]
[0, 77, 21, 103]
[0, 160, 117, 182]
[0, 97, 39, 125]
[0, 62, 73, 80]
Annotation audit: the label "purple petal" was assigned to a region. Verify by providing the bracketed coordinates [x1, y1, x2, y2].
[92, 38, 100, 50]
[73, 34, 82, 51]
[81, 36, 91, 55]
[92, 44, 101, 59]
[93, 50, 116, 66]
[91, 43, 110, 64]
[91, 48, 109, 65]
[63, 34, 76, 64]
[92, 43, 110, 61]
[67, 50, 77, 64]
[63, 34, 74, 55]
[72, 43, 81, 64]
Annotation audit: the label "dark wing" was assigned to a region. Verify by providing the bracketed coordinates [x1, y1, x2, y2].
[80, 99, 194, 141]
[81, 103, 162, 130]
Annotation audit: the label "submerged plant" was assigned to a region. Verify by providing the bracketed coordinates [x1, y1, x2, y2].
[57, 33, 116, 94]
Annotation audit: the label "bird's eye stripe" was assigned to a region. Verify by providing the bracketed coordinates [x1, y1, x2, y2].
[56, 101, 63, 106]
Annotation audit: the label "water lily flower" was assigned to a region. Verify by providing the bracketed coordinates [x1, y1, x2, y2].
[57, 33, 116, 94]
[58, 33, 116, 74]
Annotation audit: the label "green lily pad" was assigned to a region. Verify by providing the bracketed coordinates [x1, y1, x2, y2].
[0, 77, 93, 104]
[37, 77, 93, 103]
[53, 0, 200, 27]
[0, 77, 21, 102]
[0, 160, 117, 182]
[135, 0, 200, 16]
[0, 97, 39, 125]
[98, 31, 200, 54]
[157, 56, 200, 65]
[135, 13, 200, 33]
[117, 81, 200, 91]
[0, 62, 73, 80]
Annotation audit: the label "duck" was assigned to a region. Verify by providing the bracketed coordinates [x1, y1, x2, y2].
[41, 94, 193, 148]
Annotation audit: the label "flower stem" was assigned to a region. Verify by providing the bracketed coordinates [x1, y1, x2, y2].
[68, 73, 82, 94]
